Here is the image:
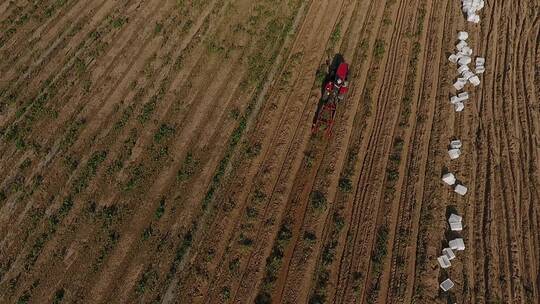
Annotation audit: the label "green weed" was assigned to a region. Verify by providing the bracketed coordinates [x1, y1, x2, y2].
[111, 17, 127, 28]
[94, 230, 120, 271]
[177, 153, 199, 182]
[329, 26, 341, 49]
[245, 141, 261, 158]
[113, 105, 133, 131]
[315, 66, 327, 85]
[253, 189, 266, 203]
[386, 168, 399, 182]
[246, 206, 258, 218]
[139, 98, 156, 123]
[304, 150, 315, 168]
[230, 108, 240, 120]
[258, 222, 292, 297]
[206, 39, 225, 54]
[333, 213, 345, 231]
[125, 164, 145, 191]
[155, 199, 165, 219]
[136, 267, 158, 295]
[168, 230, 193, 276]
[73, 151, 107, 194]
[371, 225, 389, 275]
[153, 123, 175, 143]
[74, 57, 86, 75]
[254, 292, 271, 304]
[338, 177, 352, 193]
[303, 231, 317, 244]
[17, 292, 30, 304]
[221, 286, 231, 300]
[310, 190, 326, 210]
[238, 233, 254, 247]
[154, 22, 163, 34]
[52, 288, 65, 304]
[60, 119, 86, 150]
[142, 226, 153, 240]
[374, 39, 385, 60]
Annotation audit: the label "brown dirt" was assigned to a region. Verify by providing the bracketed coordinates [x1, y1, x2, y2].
[0, 0, 539, 303]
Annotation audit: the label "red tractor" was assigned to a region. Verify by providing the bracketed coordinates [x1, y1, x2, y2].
[312, 55, 349, 137]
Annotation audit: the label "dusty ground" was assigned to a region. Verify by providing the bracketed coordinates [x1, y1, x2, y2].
[0, 0, 539, 303]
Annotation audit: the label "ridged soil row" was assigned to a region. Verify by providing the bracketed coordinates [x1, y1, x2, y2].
[0, 0, 119, 128]
[165, 6, 311, 304]
[412, 0, 496, 301]
[97, 5, 286, 304]
[327, 0, 414, 301]
[21, 0, 167, 150]
[2, 0, 165, 276]
[387, 2, 450, 303]
[374, 0, 442, 302]
[0, 0, 119, 175]
[75, 1, 312, 303]
[456, 0, 501, 302]
[309, 0, 423, 301]
[466, 0, 512, 302]
[354, 0, 427, 302]
[239, 3, 352, 303]
[0, 0, 187, 300]
[274, 0, 377, 303]
[472, 1, 539, 302]
[0, 0, 71, 53]
[0, 0, 128, 215]
[0, 0, 177, 252]
[489, 7, 525, 302]
[0, 0, 220, 302]
[0, 0, 88, 79]
[104, 5, 257, 302]
[75, 2, 294, 303]
[213, 2, 348, 303]
[0, 0, 162, 232]
[23, 1, 226, 303]
[500, 4, 540, 301]
[405, 0, 468, 303]
[161, 0, 347, 302]
[267, 0, 372, 301]
[516, 7, 540, 301]
[307, 0, 389, 302]
[398, 0, 458, 302]
[159, 2, 313, 303]
[0, 0, 214, 223]
[328, 0, 393, 300]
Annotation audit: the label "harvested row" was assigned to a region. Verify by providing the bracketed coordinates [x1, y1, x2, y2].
[0, 0, 538, 303]
[172, 1, 349, 302]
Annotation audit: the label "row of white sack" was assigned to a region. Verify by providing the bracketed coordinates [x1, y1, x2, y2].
[461, 0, 485, 23]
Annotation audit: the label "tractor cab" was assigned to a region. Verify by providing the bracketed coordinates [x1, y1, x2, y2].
[323, 62, 349, 102]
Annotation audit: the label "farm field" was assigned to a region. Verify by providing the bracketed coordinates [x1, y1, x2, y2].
[0, 0, 539, 303]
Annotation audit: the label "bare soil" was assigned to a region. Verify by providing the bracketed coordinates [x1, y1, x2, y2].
[0, 0, 538, 303]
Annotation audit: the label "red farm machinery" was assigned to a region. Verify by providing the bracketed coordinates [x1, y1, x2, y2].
[312, 54, 349, 138]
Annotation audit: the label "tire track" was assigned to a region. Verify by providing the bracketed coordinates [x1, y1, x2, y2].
[329, 0, 411, 301]
[176, 1, 342, 302]
[155, 2, 312, 302]
[275, 0, 371, 302]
